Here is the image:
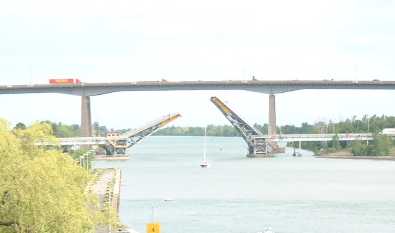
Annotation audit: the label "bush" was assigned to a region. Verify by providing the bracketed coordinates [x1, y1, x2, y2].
[352, 134, 392, 156]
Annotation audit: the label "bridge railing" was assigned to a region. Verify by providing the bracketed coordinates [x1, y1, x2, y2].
[37, 137, 107, 146]
[258, 133, 377, 142]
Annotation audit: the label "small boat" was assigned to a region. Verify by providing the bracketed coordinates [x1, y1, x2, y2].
[297, 152, 302, 157]
[200, 160, 209, 168]
[258, 227, 275, 233]
[200, 126, 210, 168]
[292, 147, 302, 157]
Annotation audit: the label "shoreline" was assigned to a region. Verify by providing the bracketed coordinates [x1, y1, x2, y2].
[95, 155, 129, 161]
[315, 155, 395, 161]
[92, 168, 139, 233]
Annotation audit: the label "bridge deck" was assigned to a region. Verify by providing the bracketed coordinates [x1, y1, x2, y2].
[263, 133, 375, 142]
[2, 79, 395, 95]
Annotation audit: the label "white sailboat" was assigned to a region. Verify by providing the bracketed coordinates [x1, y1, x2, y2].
[200, 126, 210, 168]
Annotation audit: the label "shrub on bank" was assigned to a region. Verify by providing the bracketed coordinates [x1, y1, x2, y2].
[351, 134, 392, 156]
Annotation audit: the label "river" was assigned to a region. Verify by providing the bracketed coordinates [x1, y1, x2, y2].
[93, 136, 395, 233]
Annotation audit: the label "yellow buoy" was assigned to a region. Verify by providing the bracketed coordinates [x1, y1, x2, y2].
[147, 223, 160, 233]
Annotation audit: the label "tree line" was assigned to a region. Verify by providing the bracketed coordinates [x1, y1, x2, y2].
[14, 121, 109, 138]
[14, 114, 395, 138]
[154, 115, 395, 136]
[283, 115, 395, 156]
[154, 115, 395, 156]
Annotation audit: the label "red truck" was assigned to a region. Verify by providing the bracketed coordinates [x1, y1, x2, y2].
[49, 78, 81, 84]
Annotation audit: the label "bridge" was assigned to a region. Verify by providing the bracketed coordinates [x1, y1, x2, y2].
[265, 133, 374, 142]
[2, 79, 395, 153]
[55, 137, 107, 145]
[40, 113, 181, 156]
[2, 80, 395, 96]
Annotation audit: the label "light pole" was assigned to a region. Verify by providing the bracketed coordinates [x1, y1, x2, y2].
[367, 115, 370, 145]
[79, 156, 83, 168]
[367, 116, 370, 133]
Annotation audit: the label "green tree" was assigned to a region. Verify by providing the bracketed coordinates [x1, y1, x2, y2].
[371, 134, 392, 156]
[329, 134, 340, 150]
[14, 122, 26, 130]
[351, 141, 367, 156]
[0, 119, 103, 233]
[351, 135, 392, 156]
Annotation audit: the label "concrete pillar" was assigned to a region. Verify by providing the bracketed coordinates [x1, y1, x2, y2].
[81, 95, 92, 137]
[268, 94, 277, 136]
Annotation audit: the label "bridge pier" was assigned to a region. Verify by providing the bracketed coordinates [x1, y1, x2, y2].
[81, 95, 92, 137]
[268, 94, 277, 137]
[266, 94, 285, 154]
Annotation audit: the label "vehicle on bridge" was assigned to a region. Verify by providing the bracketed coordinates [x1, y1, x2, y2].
[49, 78, 81, 84]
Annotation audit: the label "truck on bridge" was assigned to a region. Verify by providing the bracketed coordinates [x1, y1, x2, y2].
[49, 78, 81, 84]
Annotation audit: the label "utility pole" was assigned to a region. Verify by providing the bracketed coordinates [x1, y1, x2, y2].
[367, 115, 370, 146]
[367, 116, 370, 133]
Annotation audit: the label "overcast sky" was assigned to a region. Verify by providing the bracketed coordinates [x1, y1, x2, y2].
[0, 0, 395, 129]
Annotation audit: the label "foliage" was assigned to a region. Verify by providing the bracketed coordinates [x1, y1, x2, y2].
[372, 134, 392, 156]
[39, 120, 80, 138]
[351, 134, 392, 156]
[12, 115, 395, 156]
[0, 119, 102, 233]
[15, 121, 109, 138]
[328, 134, 341, 150]
[14, 123, 26, 130]
[351, 141, 368, 156]
[154, 125, 240, 137]
[69, 149, 95, 169]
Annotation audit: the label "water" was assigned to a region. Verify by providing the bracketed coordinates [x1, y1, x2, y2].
[93, 136, 395, 233]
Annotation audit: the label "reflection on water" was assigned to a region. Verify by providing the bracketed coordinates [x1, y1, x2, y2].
[94, 136, 395, 233]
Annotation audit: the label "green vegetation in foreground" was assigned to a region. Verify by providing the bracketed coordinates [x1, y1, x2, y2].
[0, 119, 116, 233]
[70, 149, 95, 170]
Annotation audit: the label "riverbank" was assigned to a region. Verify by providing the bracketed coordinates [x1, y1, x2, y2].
[316, 155, 395, 160]
[95, 155, 129, 161]
[91, 168, 137, 233]
[317, 148, 395, 160]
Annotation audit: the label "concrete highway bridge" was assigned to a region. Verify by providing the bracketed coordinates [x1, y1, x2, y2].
[2, 79, 395, 156]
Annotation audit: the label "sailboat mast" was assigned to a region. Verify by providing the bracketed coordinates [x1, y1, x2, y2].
[203, 126, 207, 160]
